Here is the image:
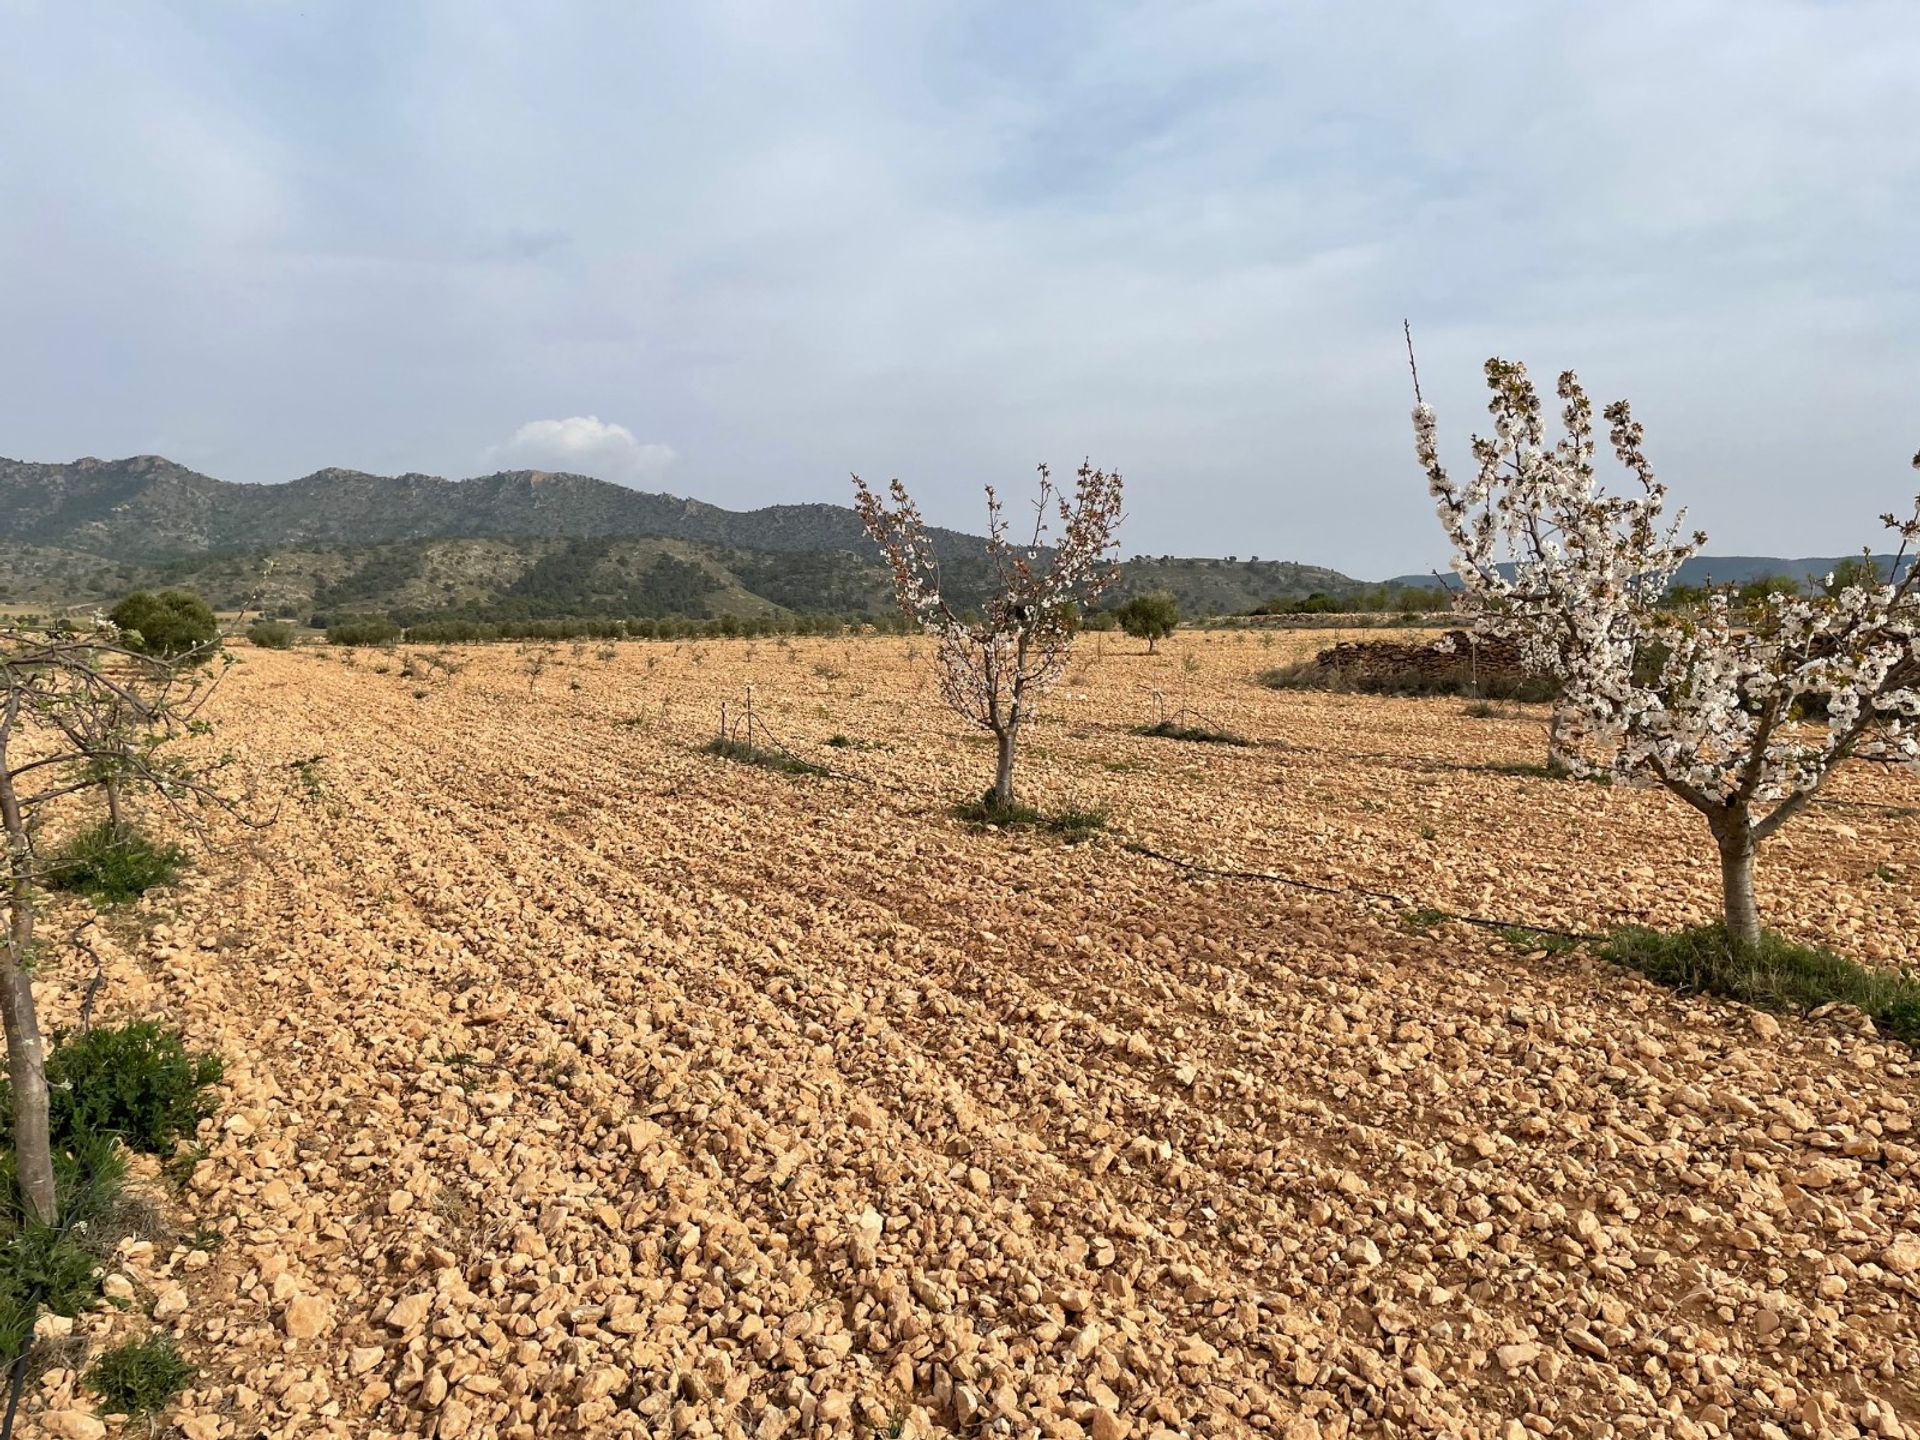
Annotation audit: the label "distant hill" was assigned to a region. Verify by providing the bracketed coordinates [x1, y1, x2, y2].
[0, 454, 1362, 621]
[1385, 554, 1917, 593]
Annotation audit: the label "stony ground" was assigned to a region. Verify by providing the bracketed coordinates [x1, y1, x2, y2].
[22, 632, 1920, 1440]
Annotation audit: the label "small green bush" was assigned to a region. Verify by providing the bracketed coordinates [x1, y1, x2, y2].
[43, 1022, 224, 1155]
[1601, 924, 1920, 1045]
[84, 1335, 195, 1416]
[108, 591, 217, 659]
[44, 823, 187, 903]
[246, 620, 297, 649]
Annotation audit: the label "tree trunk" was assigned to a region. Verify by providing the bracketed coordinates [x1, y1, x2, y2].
[1712, 813, 1761, 950]
[0, 762, 55, 1226]
[1546, 704, 1574, 775]
[990, 727, 1017, 811]
[1147, 635, 1157, 654]
[104, 771, 126, 836]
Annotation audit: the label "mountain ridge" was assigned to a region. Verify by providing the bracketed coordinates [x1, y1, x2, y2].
[0, 453, 1365, 619]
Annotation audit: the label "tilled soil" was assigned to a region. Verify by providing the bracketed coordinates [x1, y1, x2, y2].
[21, 633, 1920, 1440]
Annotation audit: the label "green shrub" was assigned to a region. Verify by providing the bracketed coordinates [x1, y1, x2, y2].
[246, 620, 296, 649]
[1601, 924, 1920, 1045]
[85, 1335, 195, 1416]
[44, 823, 186, 903]
[326, 617, 402, 646]
[107, 591, 217, 659]
[42, 1022, 224, 1155]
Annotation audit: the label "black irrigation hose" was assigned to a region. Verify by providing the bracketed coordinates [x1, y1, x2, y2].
[1123, 840, 1607, 943]
[0, 1350, 27, 1440]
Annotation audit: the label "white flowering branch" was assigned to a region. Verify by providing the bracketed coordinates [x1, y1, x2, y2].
[1415, 358, 1920, 945]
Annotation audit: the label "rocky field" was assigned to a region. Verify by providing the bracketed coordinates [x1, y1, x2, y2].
[21, 632, 1920, 1440]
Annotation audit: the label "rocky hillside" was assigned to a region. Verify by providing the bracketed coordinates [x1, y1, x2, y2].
[0, 455, 1366, 620]
[0, 455, 985, 562]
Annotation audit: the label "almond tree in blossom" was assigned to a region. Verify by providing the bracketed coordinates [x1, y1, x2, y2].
[853, 462, 1124, 811]
[1415, 358, 1920, 947]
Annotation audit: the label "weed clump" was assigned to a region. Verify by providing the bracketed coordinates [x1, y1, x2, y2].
[953, 799, 1107, 843]
[1133, 720, 1251, 746]
[700, 737, 829, 778]
[1601, 924, 1920, 1045]
[84, 1334, 195, 1416]
[38, 1022, 224, 1155]
[44, 823, 186, 903]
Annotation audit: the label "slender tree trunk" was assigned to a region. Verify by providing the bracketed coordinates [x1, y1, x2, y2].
[991, 726, 1017, 811]
[1711, 811, 1761, 950]
[1147, 635, 1157, 654]
[105, 771, 126, 836]
[1546, 704, 1574, 775]
[0, 760, 55, 1226]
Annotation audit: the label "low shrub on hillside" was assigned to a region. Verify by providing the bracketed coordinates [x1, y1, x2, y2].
[246, 620, 296, 649]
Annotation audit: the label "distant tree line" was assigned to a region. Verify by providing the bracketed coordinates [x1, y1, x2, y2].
[1246, 583, 1455, 615]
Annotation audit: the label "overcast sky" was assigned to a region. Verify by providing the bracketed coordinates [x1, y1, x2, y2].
[2, 1, 1915, 577]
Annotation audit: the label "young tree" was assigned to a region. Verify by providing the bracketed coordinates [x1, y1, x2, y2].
[0, 622, 232, 1223]
[853, 462, 1124, 810]
[1116, 591, 1181, 653]
[1414, 358, 1920, 947]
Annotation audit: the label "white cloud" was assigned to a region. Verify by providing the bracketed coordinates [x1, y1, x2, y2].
[488, 416, 676, 486]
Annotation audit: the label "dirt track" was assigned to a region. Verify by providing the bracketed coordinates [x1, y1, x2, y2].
[22, 633, 1920, 1440]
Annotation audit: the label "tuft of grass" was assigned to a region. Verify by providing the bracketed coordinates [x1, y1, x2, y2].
[0, 1130, 129, 1365]
[1600, 924, 1920, 1046]
[1462, 699, 1499, 719]
[1403, 906, 1450, 932]
[953, 798, 1107, 842]
[1133, 720, 1252, 746]
[700, 737, 829, 778]
[44, 824, 186, 903]
[85, 1334, 195, 1417]
[1498, 925, 1582, 955]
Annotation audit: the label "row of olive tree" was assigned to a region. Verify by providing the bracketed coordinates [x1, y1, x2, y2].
[854, 369, 1917, 947]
